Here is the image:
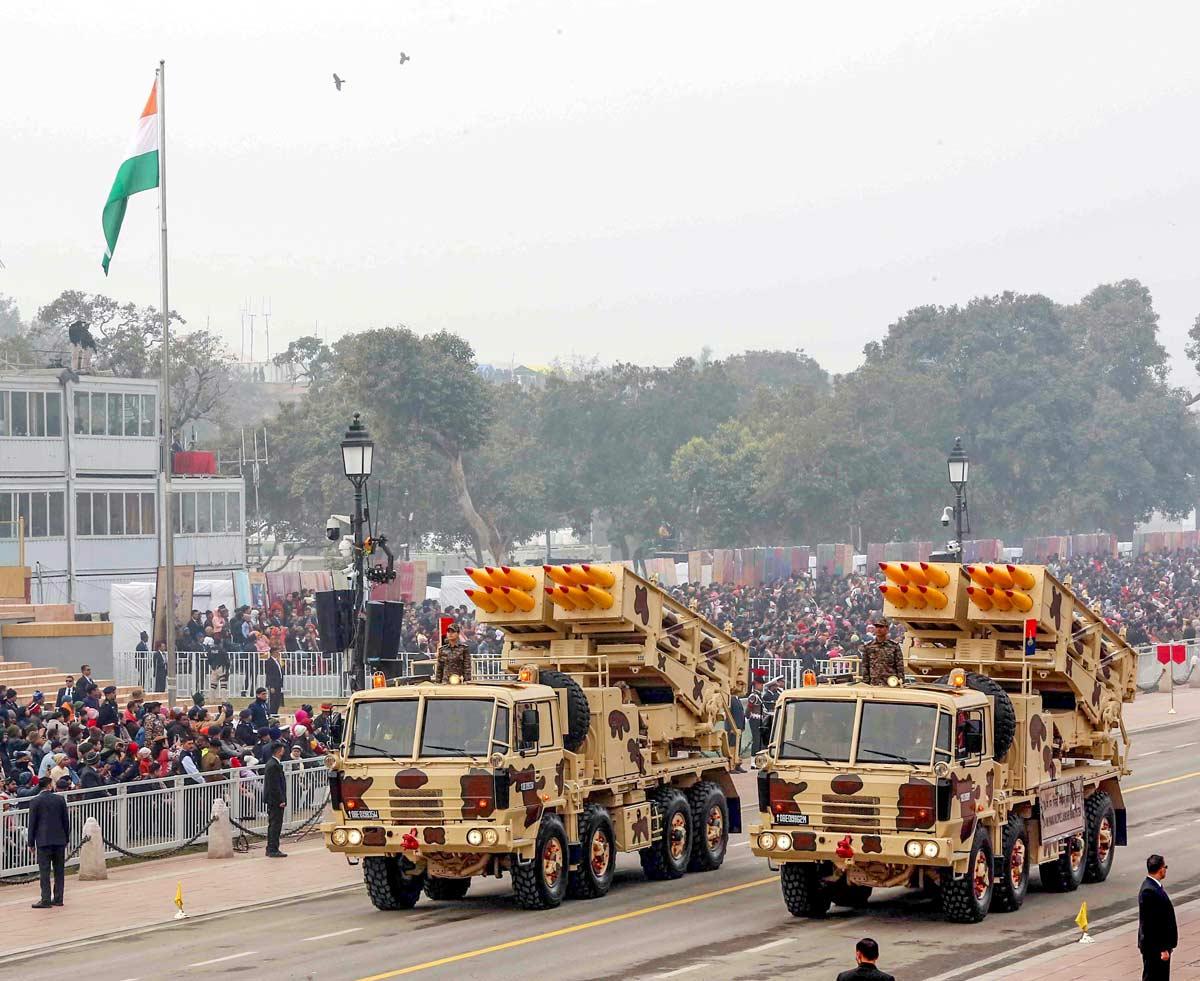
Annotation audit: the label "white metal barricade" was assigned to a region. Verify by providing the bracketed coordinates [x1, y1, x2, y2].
[113, 650, 349, 699]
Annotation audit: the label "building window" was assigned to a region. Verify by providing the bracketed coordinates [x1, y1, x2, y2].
[170, 490, 242, 535]
[0, 491, 66, 538]
[72, 392, 155, 437]
[76, 490, 155, 537]
[0, 391, 61, 438]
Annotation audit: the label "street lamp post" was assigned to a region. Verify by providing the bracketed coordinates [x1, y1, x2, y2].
[341, 413, 374, 690]
[947, 436, 969, 563]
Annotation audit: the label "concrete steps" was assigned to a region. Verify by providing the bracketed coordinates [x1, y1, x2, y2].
[0, 659, 162, 707]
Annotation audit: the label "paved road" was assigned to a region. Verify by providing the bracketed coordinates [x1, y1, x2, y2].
[14, 719, 1200, 981]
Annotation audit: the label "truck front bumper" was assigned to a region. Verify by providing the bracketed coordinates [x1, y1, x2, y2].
[321, 821, 520, 855]
[747, 823, 958, 868]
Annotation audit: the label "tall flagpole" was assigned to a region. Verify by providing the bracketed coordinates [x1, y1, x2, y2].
[158, 59, 177, 706]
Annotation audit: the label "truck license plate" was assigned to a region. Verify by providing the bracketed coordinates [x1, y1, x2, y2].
[347, 809, 380, 820]
[775, 813, 809, 826]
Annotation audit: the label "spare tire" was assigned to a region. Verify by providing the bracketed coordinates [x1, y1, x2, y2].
[537, 669, 591, 752]
[935, 670, 1016, 762]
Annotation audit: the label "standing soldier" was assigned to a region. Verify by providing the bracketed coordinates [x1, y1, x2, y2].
[434, 622, 472, 683]
[763, 675, 784, 720]
[861, 618, 905, 686]
[746, 669, 766, 759]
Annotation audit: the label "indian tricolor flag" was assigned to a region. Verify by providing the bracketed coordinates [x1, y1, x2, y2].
[101, 81, 159, 274]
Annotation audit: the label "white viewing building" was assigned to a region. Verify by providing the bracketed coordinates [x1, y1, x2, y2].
[0, 367, 246, 613]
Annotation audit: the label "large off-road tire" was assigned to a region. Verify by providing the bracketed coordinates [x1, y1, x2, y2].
[991, 814, 1030, 912]
[935, 671, 1017, 761]
[940, 825, 994, 923]
[781, 862, 832, 918]
[1083, 791, 1116, 883]
[686, 781, 729, 872]
[1039, 829, 1086, 892]
[363, 856, 425, 911]
[512, 813, 570, 910]
[537, 670, 591, 752]
[568, 804, 616, 899]
[639, 787, 692, 881]
[423, 876, 471, 901]
[830, 880, 873, 909]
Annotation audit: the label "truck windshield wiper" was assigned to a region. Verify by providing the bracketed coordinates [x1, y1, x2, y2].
[348, 740, 408, 762]
[421, 743, 480, 760]
[858, 746, 919, 770]
[780, 739, 834, 765]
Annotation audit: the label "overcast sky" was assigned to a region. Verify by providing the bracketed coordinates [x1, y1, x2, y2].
[4, 1, 1200, 381]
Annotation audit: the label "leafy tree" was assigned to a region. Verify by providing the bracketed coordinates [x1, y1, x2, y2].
[161, 329, 236, 432]
[273, 335, 333, 390]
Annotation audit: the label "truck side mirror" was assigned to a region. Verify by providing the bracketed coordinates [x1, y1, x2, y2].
[520, 708, 540, 749]
[330, 713, 344, 746]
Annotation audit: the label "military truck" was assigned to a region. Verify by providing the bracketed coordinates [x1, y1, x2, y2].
[322, 562, 748, 911]
[749, 561, 1136, 923]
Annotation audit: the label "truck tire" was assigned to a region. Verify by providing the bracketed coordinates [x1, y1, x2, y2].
[991, 814, 1030, 912]
[1083, 791, 1116, 883]
[363, 856, 424, 910]
[781, 862, 832, 918]
[935, 671, 1017, 761]
[537, 670, 591, 752]
[1039, 830, 1086, 892]
[940, 825, 994, 923]
[423, 876, 471, 901]
[639, 787, 692, 881]
[568, 804, 616, 899]
[512, 813, 570, 910]
[686, 781, 729, 872]
[830, 880, 873, 908]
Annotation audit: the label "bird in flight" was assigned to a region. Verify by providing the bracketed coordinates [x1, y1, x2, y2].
[399, 52, 410, 65]
[332, 73, 346, 91]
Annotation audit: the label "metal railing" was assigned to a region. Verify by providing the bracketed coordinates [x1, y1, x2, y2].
[1133, 642, 1200, 692]
[113, 650, 348, 699]
[1, 758, 327, 879]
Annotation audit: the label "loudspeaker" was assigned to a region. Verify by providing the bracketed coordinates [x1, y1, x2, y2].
[315, 589, 355, 652]
[364, 600, 404, 668]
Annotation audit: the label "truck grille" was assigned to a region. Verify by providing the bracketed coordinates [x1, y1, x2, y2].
[819, 794, 883, 833]
[386, 788, 446, 822]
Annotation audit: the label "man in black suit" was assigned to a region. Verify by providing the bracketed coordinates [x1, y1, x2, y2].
[72, 665, 93, 704]
[54, 676, 74, 710]
[152, 642, 168, 694]
[26, 776, 70, 908]
[263, 740, 288, 858]
[265, 651, 284, 715]
[836, 938, 895, 981]
[1139, 853, 1177, 980]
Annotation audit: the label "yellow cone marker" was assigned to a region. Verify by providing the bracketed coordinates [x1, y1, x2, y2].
[1075, 900, 1092, 944]
[174, 880, 187, 919]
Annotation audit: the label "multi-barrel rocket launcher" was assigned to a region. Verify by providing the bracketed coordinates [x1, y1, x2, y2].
[463, 562, 749, 759]
[877, 560, 1137, 769]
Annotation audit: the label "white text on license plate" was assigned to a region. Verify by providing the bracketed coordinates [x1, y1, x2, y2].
[775, 813, 809, 825]
[347, 809, 380, 820]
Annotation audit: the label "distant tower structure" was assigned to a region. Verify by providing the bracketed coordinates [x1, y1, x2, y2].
[262, 297, 272, 365]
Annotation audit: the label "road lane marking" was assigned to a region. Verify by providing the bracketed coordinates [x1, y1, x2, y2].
[188, 951, 257, 967]
[1144, 827, 1177, 838]
[1178, 741, 1198, 747]
[353, 876, 777, 980]
[1136, 751, 1161, 757]
[654, 965, 709, 978]
[745, 938, 795, 954]
[301, 928, 363, 942]
[1125, 770, 1200, 793]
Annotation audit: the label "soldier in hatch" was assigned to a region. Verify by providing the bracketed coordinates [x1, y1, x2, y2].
[433, 621, 472, 684]
[860, 618, 905, 686]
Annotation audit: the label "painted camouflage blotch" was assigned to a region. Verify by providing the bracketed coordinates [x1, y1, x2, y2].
[830, 774, 864, 796]
[768, 777, 808, 812]
[985, 768, 995, 805]
[1029, 714, 1048, 752]
[459, 768, 496, 819]
[554, 758, 565, 796]
[862, 835, 883, 854]
[340, 775, 374, 803]
[634, 585, 650, 625]
[506, 764, 545, 827]
[1049, 588, 1063, 628]
[692, 676, 705, 703]
[896, 776, 935, 832]
[793, 832, 817, 851]
[608, 710, 631, 739]
[1043, 745, 1057, 780]
[395, 768, 429, 790]
[632, 807, 650, 844]
[950, 773, 979, 842]
[657, 652, 667, 671]
[627, 738, 646, 775]
[423, 826, 446, 845]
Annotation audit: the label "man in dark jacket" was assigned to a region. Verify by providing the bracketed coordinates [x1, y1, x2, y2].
[836, 938, 895, 981]
[1139, 854, 1177, 980]
[152, 643, 168, 694]
[55, 676, 74, 710]
[97, 686, 120, 727]
[72, 665, 94, 704]
[248, 688, 270, 730]
[26, 776, 70, 907]
[265, 652, 284, 715]
[263, 740, 288, 858]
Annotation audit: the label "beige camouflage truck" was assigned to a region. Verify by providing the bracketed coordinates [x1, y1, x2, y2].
[750, 561, 1136, 923]
[322, 562, 748, 911]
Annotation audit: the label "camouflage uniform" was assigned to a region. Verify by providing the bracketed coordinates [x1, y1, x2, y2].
[434, 642, 472, 683]
[861, 638, 905, 686]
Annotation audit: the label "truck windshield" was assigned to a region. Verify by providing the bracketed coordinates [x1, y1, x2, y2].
[349, 699, 419, 758]
[419, 699, 495, 758]
[777, 700, 855, 762]
[857, 702, 939, 766]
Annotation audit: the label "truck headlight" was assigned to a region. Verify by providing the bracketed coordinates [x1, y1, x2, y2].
[758, 832, 776, 850]
[346, 828, 363, 846]
[904, 840, 922, 858]
[467, 828, 484, 846]
[332, 828, 348, 846]
[775, 833, 792, 851]
[484, 828, 499, 845]
[923, 841, 939, 858]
